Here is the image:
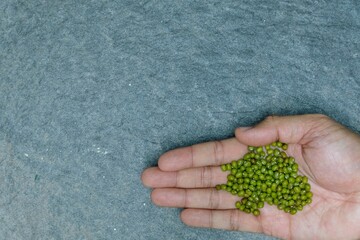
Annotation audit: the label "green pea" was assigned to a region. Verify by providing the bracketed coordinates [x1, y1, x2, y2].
[271, 192, 277, 199]
[238, 190, 245, 197]
[244, 161, 251, 168]
[281, 151, 287, 158]
[288, 157, 295, 165]
[282, 180, 289, 187]
[271, 165, 279, 172]
[292, 194, 299, 200]
[235, 172, 242, 178]
[292, 163, 298, 172]
[290, 208, 297, 215]
[289, 177, 295, 184]
[279, 174, 285, 181]
[226, 163, 231, 171]
[274, 149, 280, 156]
[253, 209, 260, 216]
[249, 185, 256, 191]
[246, 189, 252, 196]
[231, 161, 237, 168]
[296, 176, 302, 183]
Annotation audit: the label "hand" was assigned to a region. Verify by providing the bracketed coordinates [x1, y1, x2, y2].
[142, 114, 360, 239]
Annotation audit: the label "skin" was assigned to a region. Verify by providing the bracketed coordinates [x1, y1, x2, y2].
[141, 114, 360, 240]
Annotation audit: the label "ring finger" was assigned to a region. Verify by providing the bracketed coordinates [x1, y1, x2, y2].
[151, 188, 238, 209]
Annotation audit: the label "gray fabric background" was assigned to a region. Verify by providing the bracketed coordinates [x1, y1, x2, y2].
[0, 0, 359, 239]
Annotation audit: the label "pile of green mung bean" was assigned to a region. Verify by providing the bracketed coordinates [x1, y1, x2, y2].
[216, 141, 313, 216]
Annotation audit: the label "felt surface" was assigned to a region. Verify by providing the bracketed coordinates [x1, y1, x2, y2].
[0, 0, 359, 239]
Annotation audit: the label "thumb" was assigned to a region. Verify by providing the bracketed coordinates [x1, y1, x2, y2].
[235, 114, 329, 146]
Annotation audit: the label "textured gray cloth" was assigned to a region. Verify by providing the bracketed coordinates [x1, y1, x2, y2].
[0, 0, 359, 239]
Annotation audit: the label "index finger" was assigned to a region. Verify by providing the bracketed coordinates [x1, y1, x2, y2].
[158, 138, 248, 171]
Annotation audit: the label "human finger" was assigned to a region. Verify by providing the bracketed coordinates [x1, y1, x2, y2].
[235, 114, 330, 146]
[180, 209, 263, 232]
[141, 166, 227, 188]
[158, 138, 247, 171]
[151, 188, 238, 209]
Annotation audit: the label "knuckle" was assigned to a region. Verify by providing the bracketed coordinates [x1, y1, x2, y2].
[183, 189, 188, 208]
[209, 210, 214, 229]
[213, 141, 224, 166]
[229, 210, 240, 231]
[314, 113, 330, 122]
[176, 171, 183, 187]
[208, 188, 220, 209]
[265, 115, 278, 123]
[199, 167, 213, 188]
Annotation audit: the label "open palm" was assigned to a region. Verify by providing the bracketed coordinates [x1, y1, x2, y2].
[142, 115, 360, 239]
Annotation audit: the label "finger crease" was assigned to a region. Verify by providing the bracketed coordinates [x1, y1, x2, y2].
[183, 189, 188, 208]
[209, 210, 214, 229]
[230, 210, 239, 231]
[213, 141, 224, 166]
[175, 171, 179, 187]
[209, 188, 219, 209]
[190, 145, 195, 168]
[200, 167, 205, 188]
[200, 167, 212, 188]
